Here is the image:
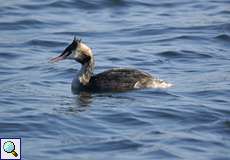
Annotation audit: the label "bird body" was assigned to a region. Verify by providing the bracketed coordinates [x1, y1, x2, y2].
[50, 37, 172, 93]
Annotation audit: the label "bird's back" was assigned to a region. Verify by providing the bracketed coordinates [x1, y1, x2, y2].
[88, 68, 161, 92]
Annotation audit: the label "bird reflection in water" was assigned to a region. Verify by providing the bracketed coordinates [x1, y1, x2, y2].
[54, 92, 93, 114]
[75, 91, 93, 108]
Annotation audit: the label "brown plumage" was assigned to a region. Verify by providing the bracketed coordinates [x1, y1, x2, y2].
[88, 68, 156, 91]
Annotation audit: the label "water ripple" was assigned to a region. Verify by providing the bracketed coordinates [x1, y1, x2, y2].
[26, 39, 66, 48]
[0, 19, 47, 30]
[156, 50, 212, 59]
[215, 34, 230, 41]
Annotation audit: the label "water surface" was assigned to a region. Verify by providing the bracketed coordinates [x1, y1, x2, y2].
[0, 0, 230, 159]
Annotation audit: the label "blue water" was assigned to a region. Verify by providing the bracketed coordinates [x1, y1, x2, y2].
[0, 0, 230, 159]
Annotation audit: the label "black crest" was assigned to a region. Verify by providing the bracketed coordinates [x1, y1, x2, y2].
[60, 36, 81, 56]
[73, 36, 81, 46]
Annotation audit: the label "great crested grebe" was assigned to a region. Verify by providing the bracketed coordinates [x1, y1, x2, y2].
[50, 37, 172, 93]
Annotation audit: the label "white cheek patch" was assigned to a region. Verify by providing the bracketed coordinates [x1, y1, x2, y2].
[75, 49, 82, 58]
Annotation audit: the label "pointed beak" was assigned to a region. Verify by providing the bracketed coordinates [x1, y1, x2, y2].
[49, 55, 65, 63]
[49, 50, 69, 63]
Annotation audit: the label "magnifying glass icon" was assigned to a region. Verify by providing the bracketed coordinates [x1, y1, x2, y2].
[3, 141, 18, 157]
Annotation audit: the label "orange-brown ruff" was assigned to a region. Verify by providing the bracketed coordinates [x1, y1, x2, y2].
[50, 38, 172, 93]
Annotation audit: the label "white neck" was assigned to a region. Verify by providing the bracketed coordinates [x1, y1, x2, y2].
[78, 57, 94, 85]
